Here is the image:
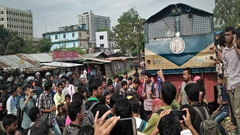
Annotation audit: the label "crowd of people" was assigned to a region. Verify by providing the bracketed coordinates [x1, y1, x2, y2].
[0, 26, 239, 135]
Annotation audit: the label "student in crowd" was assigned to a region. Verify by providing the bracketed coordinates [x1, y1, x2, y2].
[20, 84, 37, 129]
[127, 78, 141, 99]
[223, 26, 240, 134]
[127, 77, 132, 87]
[119, 81, 128, 97]
[178, 67, 193, 105]
[37, 81, 61, 135]
[143, 81, 180, 135]
[29, 121, 50, 135]
[123, 72, 128, 81]
[113, 75, 119, 93]
[185, 83, 208, 133]
[108, 93, 122, 119]
[212, 74, 229, 135]
[54, 82, 65, 114]
[142, 72, 159, 121]
[56, 104, 66, 132]
[6, 86, 18, 116]
[67, 77, 76, 102]
[2, 114, 19, 135]
[63, 100, 84, 135]
[100, 91, 111, 110]
[104, 81, 114, 95]
[129, 97, 147, 132]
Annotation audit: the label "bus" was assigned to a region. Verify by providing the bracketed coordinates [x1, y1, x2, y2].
[144, 3, 217, 103]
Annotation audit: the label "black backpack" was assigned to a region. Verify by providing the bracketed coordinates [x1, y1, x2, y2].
[144, 82, 156, 96]
[80, 102, 100, 126]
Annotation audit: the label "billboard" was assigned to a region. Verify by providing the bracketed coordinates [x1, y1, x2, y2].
[52, 51, 79, 61]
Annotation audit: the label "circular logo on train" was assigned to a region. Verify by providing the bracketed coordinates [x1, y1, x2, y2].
[170, 37, 185, 54]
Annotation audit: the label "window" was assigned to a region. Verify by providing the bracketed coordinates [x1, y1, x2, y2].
[63, 44, 66, 48]
[79, 32, 81, 37]
[63, 34, 66, 38]
[55, 35, 58, 39]
[73, 43, 76, 47]
[100, 35, 104, 40]
[148, 16, 175, 39]
[72, 33, 75, 38]
[100, 44, 104, 48]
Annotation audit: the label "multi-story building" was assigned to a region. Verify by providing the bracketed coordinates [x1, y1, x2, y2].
[0, 6, 33, 37]
[43, 24, 89, 51]
[95, 31, 116, 54]
[78, 11, 110, 44]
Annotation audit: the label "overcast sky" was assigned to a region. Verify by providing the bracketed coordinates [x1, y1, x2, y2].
[1, 0, 215, 37]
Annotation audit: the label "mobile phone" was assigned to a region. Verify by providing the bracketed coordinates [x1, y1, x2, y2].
[171, 110, 186, 120]
[110, 117, 137, 135]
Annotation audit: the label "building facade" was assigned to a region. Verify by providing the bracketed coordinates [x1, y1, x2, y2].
[95, 31, 116, 54]
[43, 24, 89, 51]
[0, 6, 33, 37]
[78, 11, 110, 43]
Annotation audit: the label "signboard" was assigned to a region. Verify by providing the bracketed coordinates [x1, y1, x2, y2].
[52, 51, 79, 61]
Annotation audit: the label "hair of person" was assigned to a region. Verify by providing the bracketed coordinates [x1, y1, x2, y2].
[114, 75, 119, 79]
[57, 104, 63, 111]
[121, 81, 127, 87]
[0, 84, 8, 91]
[29, 106, 40, 122]
[110, 93, 122, 108]
[78, 86, 87, 94]
[68, 100, 83, 121]
[114, 97, 132, 118]
[196, 79, 205, 93]
[236, 27, 240, 39]
[144, 72, 151, 78]
[129, 98, 139, 114]
[107, 81, 113, 87]
[89, 78, 102, 94]
[2, 114, 17, 129]
[68, 77, 74, 84]
[9, 86, 17, 95]
[65, 94, 71, 100]
[57, 82, 63, 87]
[101, 78, 106, 82]
[78, 125, 94, 135]
[219, 32, 226, 47]
[107, 79, 112, 83]
[30, 121, 49, 135]
[158, 113, 181, 135]
[183, 67, 192, 75]
[225, 26, 236, 34]
[72, 92, 85, 102]
[44, 81, 52, 91]
[132, 78, 141, 85]
[161, 81, 176, 105]
[23, 84, 32, 91]
[124, 72, 127, 75]
[128, 77, 132, 81]
[185, 83, 200, 102]
[16, 83, 22, 88]
[35, 81, 41, 87]
[119, 76, 123, 82]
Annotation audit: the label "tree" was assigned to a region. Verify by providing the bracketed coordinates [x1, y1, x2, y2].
[22, 38, 38, 54]
[113, 8, 145, 56]
[53, 47, 86, 54]
[0, 25, 25, 55]
[213, 0, 240, 30]
[37, 38, 52, 53]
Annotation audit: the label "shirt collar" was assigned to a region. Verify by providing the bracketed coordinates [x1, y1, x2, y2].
[88, 97, 99, 102]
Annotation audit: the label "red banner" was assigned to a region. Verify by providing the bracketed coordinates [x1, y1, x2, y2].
[52, 51, 79, 61]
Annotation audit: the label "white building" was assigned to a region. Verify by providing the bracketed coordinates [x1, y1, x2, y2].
[95, 31, 116, 54]
[0, 6, 33, 37]
[78, 11, 110, 43]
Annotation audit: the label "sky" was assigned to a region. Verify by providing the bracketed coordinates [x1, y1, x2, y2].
[0, 0, 215, 37]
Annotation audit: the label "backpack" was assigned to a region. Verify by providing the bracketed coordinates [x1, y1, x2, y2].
[63, 124, 80, 135]
[80, 102, 100, 126]
[144, 82, 156, 96]
[193, 107, 218, 135]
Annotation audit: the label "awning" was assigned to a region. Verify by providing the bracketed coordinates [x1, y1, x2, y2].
[41, 62, 83, 67]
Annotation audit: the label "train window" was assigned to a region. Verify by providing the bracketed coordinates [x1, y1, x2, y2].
[180, 14, 212, 36]
[148, 16, 175, 39]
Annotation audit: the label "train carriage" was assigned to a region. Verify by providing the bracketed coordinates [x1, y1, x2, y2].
[144, 3, 217, 103]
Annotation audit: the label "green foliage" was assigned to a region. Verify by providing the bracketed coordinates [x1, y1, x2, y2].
[0, 25, 26, 55]
[37, 38, 52, 53]
[213, 0, 240, 30]
[113, 8, 145, 55]
[22, 38, 38, 54]
[53, 47, 86, 54]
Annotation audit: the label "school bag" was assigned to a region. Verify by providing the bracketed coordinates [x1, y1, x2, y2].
[193, 107, 218, 135]
[81, 102, 100, 126]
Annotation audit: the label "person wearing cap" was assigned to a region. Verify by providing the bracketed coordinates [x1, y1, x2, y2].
[45, 72, 51, 80]
[212, 74, 229, 135]
[35, 72, 41, 79]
